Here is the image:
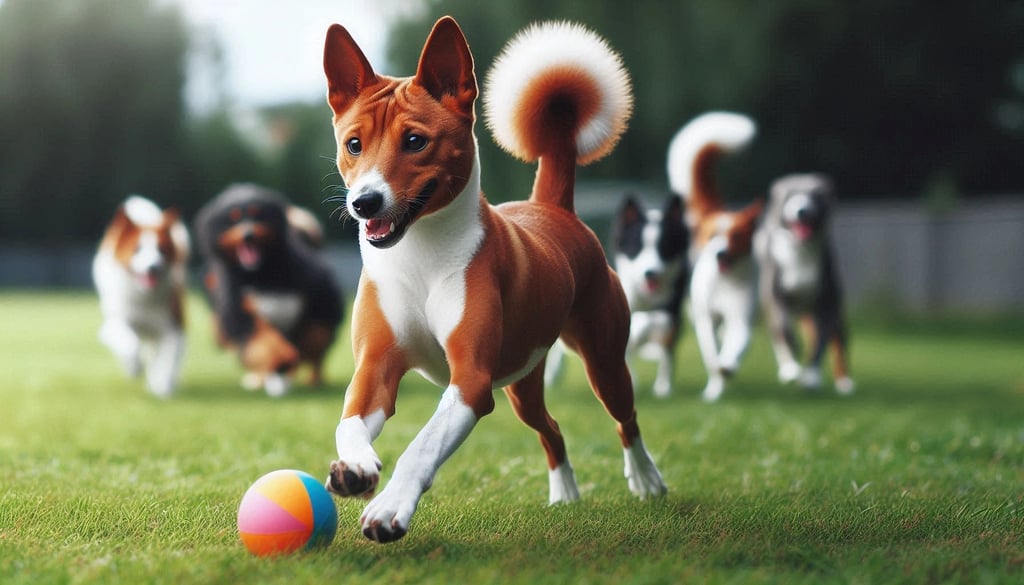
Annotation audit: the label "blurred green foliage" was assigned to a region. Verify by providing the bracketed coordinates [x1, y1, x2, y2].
[389, 0, 1024, 204]
[0, 0, 345, 244]
[0, 0, 1021, 244]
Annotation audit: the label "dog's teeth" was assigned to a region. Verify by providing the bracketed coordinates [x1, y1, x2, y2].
[389, 222, 395, 233]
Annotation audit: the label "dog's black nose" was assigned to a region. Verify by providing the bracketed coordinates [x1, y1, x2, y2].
[351, 192, 384, 218]
[644, 269, 661, 281]
[716, 249, 729, 262]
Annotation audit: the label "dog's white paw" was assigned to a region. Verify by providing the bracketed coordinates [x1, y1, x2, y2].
[146, 375, 175, 399]
[835, 376, 856, 395]
[652, 377, 672, 398]
[548, 462, 580, 504]
[326, 453, 382, 499]
[623, 439, 667, 499]
[263, 373, 290, 397]
[359, 482, 420, 543]
[798, 367, 823, 390]
[241, 372, 262, 391]
[778, 362, 802, 384]
[701, 378, 724, 402]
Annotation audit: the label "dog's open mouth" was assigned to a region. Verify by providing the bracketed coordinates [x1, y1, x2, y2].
[237, 242, 262, 270]
[790, 221, 815, 241]
[644, 274, 661, 292]
[136, 272, 159, 289]
[363, 180, 437, 249]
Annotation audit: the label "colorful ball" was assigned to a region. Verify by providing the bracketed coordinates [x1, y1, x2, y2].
[237, 469, 338, 556]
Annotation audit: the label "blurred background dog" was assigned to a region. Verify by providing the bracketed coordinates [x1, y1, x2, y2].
[195, 183, 343, 396]
[756, 173, 855, 394]
[610, 194, 689, 397]
[93, 196, 190, 398]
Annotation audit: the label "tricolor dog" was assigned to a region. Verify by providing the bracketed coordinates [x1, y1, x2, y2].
[755, 173, 854, 394]
[667, 112, 764, 402]
[322, 17, 667, 543]
[195, 184, 343, 396]
[93, 196, 190, 397]
[610, 194, 689, 397]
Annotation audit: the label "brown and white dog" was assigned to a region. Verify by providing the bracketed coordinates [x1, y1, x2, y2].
[667, 112, 764, 402]
[93, 196, 190, 397]
[322, 17, 667, 542]
[755, 173, 854, 394]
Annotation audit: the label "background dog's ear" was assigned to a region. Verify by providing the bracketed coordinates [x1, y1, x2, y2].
[414, 16, 477, 117]
[324, 24, 378, 114]
[617, 194, 644, 226]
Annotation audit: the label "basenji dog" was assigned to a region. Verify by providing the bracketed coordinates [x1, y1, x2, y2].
[544, 194, 689, 397]
[755, 173, 854, 394]
[322, 17, 667, 543]
[194, 183, 344, 396]
[667, 112, 764, 402]
[93, 196, 190, 397]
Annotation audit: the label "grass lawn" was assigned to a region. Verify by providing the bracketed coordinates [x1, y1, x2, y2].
[1, 290, 1022, 584]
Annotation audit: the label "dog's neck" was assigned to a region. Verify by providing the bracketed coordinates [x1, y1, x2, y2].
[360, 146, 484, 280]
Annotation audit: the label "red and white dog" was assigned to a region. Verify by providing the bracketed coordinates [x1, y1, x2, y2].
[667, 112, 764, 402]
[322, 17, 666, 542]
[93, 196, 190, 397]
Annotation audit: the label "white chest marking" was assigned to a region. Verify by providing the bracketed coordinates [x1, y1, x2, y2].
[360, 157, 484, 386]
[769, 232, 821, 295]
[245, 289, 304, 332]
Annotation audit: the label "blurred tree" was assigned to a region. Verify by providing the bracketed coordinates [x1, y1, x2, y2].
[387, 0, 1024, 202]
[0, 0, 191, 242]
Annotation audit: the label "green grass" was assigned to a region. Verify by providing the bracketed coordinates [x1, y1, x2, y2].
[1, 290, 1022, 584]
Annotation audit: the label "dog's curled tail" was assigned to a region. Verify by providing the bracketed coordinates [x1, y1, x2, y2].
[483, 21, 632, 212]
[666, 112, 756, 219]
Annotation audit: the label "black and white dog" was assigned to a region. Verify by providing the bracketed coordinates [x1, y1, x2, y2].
[611, 195, 689, 396]
[755, 173, 854, 394]
[546, 194, 689, 397]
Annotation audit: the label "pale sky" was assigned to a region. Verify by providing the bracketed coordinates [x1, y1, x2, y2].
[167, 0, 419, 112]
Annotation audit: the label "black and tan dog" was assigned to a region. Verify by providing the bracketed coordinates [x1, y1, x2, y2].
[195, 183, 343, 396]
[754, 173, 854, 394]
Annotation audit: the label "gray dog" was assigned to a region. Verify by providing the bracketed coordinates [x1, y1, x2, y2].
[755, 174, 854, 394]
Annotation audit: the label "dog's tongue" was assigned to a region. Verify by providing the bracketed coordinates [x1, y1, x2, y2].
[237, 242, 261, 269]
[365, 218, 394, 240]
[138, 273, 158, 289]
[793, 223, 814, 241]
[644, 275, 660, 292]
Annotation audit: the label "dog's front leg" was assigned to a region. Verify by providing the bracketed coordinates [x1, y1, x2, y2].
[146, 329, 185, 398]
[359, 384, 488, 543]
[327, 355, 403, 498]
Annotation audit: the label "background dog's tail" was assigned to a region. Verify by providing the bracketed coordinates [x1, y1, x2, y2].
[483, 21, 632, 213]
[666, 112, 756, 222]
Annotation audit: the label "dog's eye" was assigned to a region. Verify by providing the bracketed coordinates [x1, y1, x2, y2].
[346, 137, 362, 156]
[404, 133, 428, 152]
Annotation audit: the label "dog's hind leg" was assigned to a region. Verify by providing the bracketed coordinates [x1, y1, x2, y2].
[829, 319, 855, 394]
[563, 276, 667, 499]
[504, 363, 579, 504]
[297, 321, 337, 386]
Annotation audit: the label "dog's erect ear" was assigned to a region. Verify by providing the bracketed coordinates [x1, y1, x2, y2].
[414, 16, 477, 117]
[618, 194, 644, 226]
[663, 196, 684, 224]
[324, 23, 378, 114]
